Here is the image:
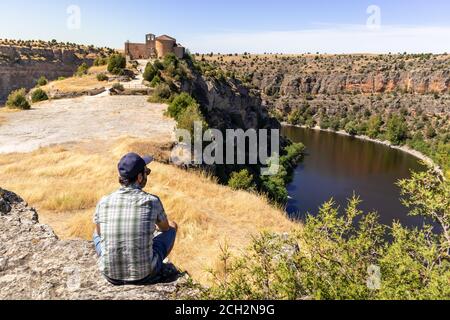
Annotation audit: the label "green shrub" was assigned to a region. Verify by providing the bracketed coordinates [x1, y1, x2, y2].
[36, 76, 48, 87]
[204, 169, 450, 300]
[93, 57, 108, 66]
[75, 62, 89, 77]
[112, 82, 124, 91]
[6, 89, 30, 110]
[96, 73, 108, 81]
[387, 114, 408, 145]
[167, 93, 198, 120]
[345, 121, 358, 136]
[148, 83, 172, 103]
[107, 54, 126, 75]
[150, 75, 162, 88]
[367, 115, 383, 139]
[31, 88, 48, 103]
[176, 102, 208, 138]
[153, 59, 164, 70]
[228, 170, 254, 190]
[143, 62, 157, 82]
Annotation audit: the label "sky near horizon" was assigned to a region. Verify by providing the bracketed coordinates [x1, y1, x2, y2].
[0, 0, 449, 54]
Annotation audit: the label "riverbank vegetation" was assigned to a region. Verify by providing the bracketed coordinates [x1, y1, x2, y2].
[202, 168, 449, 299]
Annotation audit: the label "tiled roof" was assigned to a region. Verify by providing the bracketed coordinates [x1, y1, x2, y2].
[156, 35, 176, 41]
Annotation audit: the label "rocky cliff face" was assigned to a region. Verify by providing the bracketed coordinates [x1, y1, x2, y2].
[0, 188, 194, 300]
[206, 54, 450, 116]
[181, 61, 280, 132]
[0, 46, 97, 103]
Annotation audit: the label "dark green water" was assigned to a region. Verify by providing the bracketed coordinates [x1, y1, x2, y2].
[282, 125, 427, 227]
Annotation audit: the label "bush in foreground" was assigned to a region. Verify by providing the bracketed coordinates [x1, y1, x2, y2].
[31, 88, 49, 103]
[204, 168, 450, 300]
[6, 89, 30, 110]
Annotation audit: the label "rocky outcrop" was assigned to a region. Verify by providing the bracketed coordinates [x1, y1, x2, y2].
[0, 46, 97, 103]
[0, 188, 195, 300]
[254, 70, 450, 96]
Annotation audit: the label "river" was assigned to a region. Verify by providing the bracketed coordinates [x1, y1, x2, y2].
[282, 125, 427, 228]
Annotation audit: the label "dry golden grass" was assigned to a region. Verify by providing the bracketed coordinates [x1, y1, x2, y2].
[41, 65, 108, 94]
[0, 137, 298, 284]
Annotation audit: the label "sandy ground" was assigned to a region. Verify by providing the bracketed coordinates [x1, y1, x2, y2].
[0, 95, 175, 154]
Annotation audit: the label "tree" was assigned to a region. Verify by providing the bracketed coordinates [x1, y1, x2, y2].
[228, 170, 254, 191]
[176, 102, 208, 138]
[143, 62, 157, 82]
[167, 93, 199, 120]
[107, 54, 126, 75]
[367, 115, 383, 139]
[387, 115, 408, 145]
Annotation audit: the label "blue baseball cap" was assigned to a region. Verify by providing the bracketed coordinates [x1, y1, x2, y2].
[118, 153, 153, 179]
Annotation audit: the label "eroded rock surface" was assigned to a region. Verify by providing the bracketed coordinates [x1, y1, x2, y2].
[0, 188, 194, 300]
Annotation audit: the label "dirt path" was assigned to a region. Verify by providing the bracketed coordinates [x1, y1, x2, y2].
[0, 95, 175, 154]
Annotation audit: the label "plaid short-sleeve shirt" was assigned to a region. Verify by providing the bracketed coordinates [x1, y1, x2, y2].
[94, 185, 168, 281]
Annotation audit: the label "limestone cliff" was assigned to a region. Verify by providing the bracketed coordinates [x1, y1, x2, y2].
[0, 188, 195, 300]
[0, 45, 103, 103]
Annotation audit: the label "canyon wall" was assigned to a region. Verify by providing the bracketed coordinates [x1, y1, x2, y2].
[0, 46, 95, 103]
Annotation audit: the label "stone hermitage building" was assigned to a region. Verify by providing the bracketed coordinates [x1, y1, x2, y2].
[125, 33, 185, 60]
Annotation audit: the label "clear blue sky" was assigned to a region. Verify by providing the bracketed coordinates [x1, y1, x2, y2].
[1, 0, 449, 53]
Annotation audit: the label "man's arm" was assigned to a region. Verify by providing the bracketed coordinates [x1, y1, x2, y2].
[156, 218, 170, 232]
[96, 224, 101, 236]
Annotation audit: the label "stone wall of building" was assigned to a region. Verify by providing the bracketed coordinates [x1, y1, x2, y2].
[125, 43, 150, 60]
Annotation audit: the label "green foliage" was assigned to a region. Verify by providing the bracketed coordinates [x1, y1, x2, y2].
[261, 143, 305, 204]
[143, 62, 157, 82]
[75, 62, 89, 77]
[387, 114, 408, 145]
[107, 54, 126, 75]
[153, 59, 164, 70]
[31, 88, 48, 103]
[167, 93, 198, 120]
[205, 168, 450, 300]
[148, 83, 172, 103]
[345, 120, 358, 136]
[93, 57, 108, 66]
[111, 82, 124, 91]
[36, 76, 48, 87]
[6, 88, 30, 110]
[150, 75, 162, 88]
[367, 115, 383, 139]
[176, 102, 208, 138]
[228, 170, 255, 191]
[96, 73, 108, 81]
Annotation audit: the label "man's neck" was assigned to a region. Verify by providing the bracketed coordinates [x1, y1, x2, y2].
[122, 183, 142, 190]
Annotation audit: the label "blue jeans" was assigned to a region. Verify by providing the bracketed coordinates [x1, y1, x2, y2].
[93, 228, 177, 285]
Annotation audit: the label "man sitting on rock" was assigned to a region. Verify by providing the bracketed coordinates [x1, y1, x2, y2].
[93, 153, 178, 285]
